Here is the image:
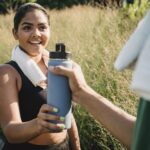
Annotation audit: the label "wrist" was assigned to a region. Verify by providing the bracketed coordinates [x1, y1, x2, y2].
[72, 83, 91, 103]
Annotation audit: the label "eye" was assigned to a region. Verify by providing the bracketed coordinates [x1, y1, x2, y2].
[22, 26, 32, 31]
[39, 25, 48, 31]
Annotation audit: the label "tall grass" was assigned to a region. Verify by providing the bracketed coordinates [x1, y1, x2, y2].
[0, 6, 146, 149]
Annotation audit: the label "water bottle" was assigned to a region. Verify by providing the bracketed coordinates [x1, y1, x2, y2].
[47, 43, 72, 129]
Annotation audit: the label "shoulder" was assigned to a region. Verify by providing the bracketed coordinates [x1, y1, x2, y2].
[0, 64, 18, 77]
[0, 64, 21, 89]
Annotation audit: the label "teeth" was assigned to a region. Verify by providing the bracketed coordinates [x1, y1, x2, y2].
[30, 41, 41, 44]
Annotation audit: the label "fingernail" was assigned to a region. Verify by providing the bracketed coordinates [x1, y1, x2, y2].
[53, 108, 58, 112]
[60, 125, 65, 130]
[60, 117, 65, 121]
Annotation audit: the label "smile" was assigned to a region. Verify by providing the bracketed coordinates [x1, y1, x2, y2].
[29, 41, 41, 44]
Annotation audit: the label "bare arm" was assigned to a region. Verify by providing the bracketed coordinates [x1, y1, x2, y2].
[49, 62, 136, 149]
[68, 114, 81, 150]
[75, 86, 135, 149]
[0, 65, 64, 143]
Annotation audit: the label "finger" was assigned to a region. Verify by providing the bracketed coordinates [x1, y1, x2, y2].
[48, 66, 73, 77]
[40, 120, 65, 132]
[48, 123, 65, 132]
[38, 111, 65, 122]
[40, 104, 58, 113]
[38, 112, 60, 121]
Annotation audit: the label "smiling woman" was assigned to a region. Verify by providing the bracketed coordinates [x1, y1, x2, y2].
[0, 3, 81, 150]
[12, 5, 50, 58]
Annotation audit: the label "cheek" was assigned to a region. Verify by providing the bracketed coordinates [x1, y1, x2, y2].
[18, 32, 29, 40]
[45, 29, 50, 39]
[43, 33, 50, 42]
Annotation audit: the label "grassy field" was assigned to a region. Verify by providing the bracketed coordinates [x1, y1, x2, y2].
[0, 5, 145, 150]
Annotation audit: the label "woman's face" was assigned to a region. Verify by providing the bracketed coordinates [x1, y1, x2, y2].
[13, 9, 50, 57]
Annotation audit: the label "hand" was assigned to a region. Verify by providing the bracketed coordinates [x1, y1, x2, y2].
[36, 104, 65, 133]
[49, 62, 87, 96]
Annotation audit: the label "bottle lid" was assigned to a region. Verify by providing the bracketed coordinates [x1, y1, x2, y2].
[49, 43, 71, 59]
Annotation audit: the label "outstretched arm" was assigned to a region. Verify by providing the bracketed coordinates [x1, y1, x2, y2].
[49, 62, 136, 149]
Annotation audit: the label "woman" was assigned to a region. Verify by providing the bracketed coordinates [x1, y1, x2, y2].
[0, 3, 80, 150]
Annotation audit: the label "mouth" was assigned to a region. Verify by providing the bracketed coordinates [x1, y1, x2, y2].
[29, 41, 42, 45]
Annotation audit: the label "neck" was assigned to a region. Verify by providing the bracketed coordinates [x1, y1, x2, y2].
[31, 54, 43, 64]
[19, 46, 43, 63]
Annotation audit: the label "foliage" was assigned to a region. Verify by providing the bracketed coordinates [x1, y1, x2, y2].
[0, 0, 124, 14]
[90, 0, 124, 7]
[1, 0, 149, 14]
[123, 0, 150, 19]
[0, 0, 36, 14]
[73, 105, 126, 150]
[36, 0, 90, 9]
[35, 0, 124, 9]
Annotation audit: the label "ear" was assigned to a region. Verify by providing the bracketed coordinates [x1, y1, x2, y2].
[12, 28, 18, 40]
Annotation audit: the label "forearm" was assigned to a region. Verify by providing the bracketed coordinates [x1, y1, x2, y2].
[3, 118, 40, 143]
[73, 86, 136, 149]
[68, 114, 81, 150]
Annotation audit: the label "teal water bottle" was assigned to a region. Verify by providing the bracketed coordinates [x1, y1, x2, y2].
[47, 43, 72, 129]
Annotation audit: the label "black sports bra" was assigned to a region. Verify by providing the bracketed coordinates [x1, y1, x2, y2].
[7, 61, 47, 121]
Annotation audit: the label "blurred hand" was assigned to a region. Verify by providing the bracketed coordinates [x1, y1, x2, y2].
[37, 104, 65, 133]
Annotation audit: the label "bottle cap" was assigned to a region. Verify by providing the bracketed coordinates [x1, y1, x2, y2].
[49, 43, 71, 59]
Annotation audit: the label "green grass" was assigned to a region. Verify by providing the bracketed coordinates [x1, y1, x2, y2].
[0, 5, 147, 150]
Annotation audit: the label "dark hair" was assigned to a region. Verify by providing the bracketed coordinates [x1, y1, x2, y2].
[13, 3, 50, 31]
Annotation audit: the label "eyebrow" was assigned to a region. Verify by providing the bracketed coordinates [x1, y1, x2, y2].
[21, 22, 33, 26]
[21, 22, 48, 26]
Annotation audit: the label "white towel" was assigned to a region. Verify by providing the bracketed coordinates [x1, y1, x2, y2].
[114, 9, 150, 71]
[11, 45, 47, 87]
[131, 33, 150, 100]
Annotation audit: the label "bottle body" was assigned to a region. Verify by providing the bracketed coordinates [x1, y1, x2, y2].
[47, 59, 72, 129]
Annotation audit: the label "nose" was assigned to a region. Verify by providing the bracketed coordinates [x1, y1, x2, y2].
[32, 28, 41, 37]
